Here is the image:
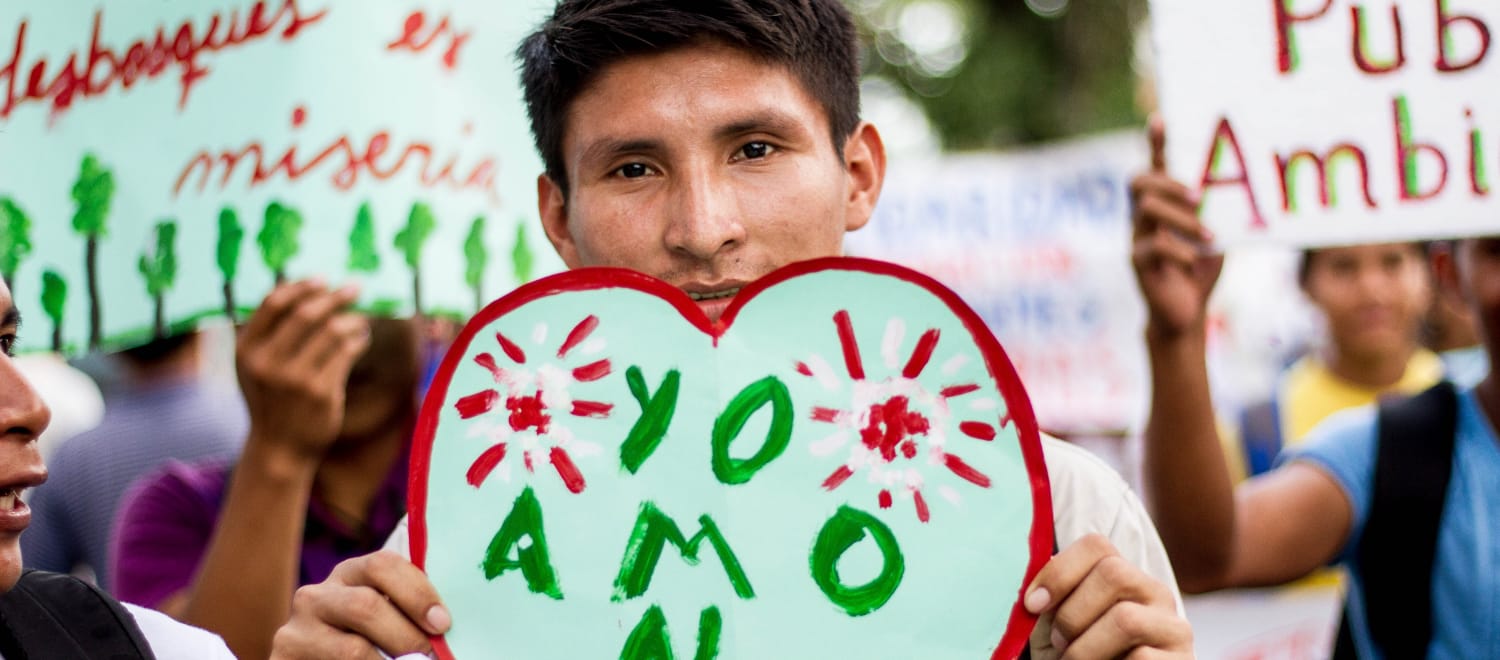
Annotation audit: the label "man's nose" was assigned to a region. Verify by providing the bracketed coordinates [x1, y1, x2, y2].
[0, 356, 51, 442]
[663, 167, 747, 261]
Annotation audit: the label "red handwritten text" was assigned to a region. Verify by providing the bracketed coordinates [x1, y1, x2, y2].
[0, 1, 328, 122]
[174, 105, 502, 206]
[386, 10, 471, 71]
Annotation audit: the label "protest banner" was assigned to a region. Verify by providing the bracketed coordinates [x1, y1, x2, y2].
[0, 0, 559, 353]
[849, 132, 1150, 435]
[1151, 0, 1500, 246]
[411, 258, 1052, 659]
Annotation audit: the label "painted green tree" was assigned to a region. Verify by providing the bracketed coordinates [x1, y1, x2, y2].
[138, 220, 178, 340]
[71, 154, 115, 350]
[511, 222, 535, 285]
[216, 207, 244, 322]
[258, 201, 303, 285]
[41, 270, 66, 353]
[0, 198, 33, 296]
[348, 202, 381, 273]
[393, 202, 436, 315]
[463, 215, 488, 312]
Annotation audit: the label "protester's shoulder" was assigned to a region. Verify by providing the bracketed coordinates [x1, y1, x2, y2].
[1040, 434, 1133, 503]
[120, 457, 234, 516]
[122, 603, 235, 660]
[1285, 404, 1379, 468]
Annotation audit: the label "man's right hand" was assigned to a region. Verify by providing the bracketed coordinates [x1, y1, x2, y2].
[272, 551, 451, 659]
[1131, 120, 1224, 341]
[237, 279, 369, 463]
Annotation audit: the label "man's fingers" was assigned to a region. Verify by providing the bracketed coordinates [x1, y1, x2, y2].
[1133, 230, 1205, 275]
[1025, 534, 1118, 615]
[261, 284, 362, 357]
[1132, 189, 1206, 242]
[296, 312, 370, 373]
[241, 279, 322, 345]
[331, 552, 451, 637]
[271, 621, 384, 660]
[1058, 601, 1193, 660]
[1149, 116, 1167, 171]
[1051, 555, 1173, 644]
[292, 582, 434, 657]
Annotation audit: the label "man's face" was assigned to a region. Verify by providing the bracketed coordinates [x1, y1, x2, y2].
[537, 42, 885, 322]
[1303, 243, 1431, 361]
[0, 281, 51, 592]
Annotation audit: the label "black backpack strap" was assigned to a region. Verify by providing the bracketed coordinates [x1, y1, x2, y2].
[0, 569, 158, 659]
[1338, 381, 1459, 659]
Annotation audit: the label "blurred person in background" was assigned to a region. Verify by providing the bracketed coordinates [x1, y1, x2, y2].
[22, 331, 246, 590]
[1236, 243, 1439, 477]
[1134, 122, 1500, 658]
[111, 281, 419, 660]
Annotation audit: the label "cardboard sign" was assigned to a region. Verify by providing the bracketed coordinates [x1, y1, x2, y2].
[1151, 0, 1500, 246]
[410, 258, 1052, 659]
[0, 0, 558, 353]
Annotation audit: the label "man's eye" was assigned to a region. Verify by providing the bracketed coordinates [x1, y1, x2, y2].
[739, 142, 772, 160]
[1, 334, 17, 357]
[615, 163, 650, 179]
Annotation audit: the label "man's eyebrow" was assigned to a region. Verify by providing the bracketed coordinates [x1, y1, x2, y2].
[1, 307, 18, 330]
[715, 112, 803, 141]
[579, 138, 665, 166]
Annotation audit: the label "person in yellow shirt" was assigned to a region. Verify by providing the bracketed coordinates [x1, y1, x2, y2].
[1240, 242, 1439, 475]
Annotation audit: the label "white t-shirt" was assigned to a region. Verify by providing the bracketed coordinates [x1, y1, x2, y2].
[123, 604, 237, 660]
[383, 436, 1182, 659]
[0, 603, 232, 660]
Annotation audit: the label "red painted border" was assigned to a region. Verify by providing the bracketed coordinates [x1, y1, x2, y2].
[408, 257, 1053, 660]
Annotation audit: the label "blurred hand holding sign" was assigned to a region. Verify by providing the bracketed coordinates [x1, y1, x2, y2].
[410, 259, 1052, 659]
[1151, 0, 1499, 246]
[0, 1, 556, 353]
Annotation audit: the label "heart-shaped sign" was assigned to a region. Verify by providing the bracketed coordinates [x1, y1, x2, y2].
[410, 257, 1052, 659]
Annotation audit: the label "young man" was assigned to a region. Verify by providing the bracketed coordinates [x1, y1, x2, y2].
[0, 279, 233, 657]
[1133, 122, 1500, 657]
[271, 2, 1194, 658]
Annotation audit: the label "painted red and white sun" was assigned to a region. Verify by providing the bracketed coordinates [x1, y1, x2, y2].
[799, 310, 1009, 523]
[451, 315, 616, 494]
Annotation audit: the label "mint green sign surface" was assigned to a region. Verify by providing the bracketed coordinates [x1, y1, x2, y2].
[0, 0, 558, 353]
[411, 259, 1053, 659]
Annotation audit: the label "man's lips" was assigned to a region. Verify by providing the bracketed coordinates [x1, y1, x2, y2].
[678, 284, 747, 322]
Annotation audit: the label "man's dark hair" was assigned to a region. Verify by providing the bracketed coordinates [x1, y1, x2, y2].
[518, 0, 862, 195]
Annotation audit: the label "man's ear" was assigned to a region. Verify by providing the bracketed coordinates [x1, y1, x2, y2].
[537, 174, 582, 269]
[841, 121, 886, 233]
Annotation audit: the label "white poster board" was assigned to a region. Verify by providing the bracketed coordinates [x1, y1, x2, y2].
[1152, 0, 1500, 246]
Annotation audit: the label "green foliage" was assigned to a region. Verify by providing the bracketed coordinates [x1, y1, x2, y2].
[40, 270, 66, 323]
[70, 154, 115, 236]
[138, 220, 178, 296]
[0, 198, 32, 278]
[216, 207, 243, 280]
[258, 201, 304, 277]
[348, 202, 381, 273]
[511, 222, 535, 285]
[857, 0, 1146, 150]
[393, 202, 436, 269]
[463, 216, 488, 290]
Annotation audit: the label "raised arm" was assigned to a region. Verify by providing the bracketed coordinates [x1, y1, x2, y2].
[174, 280, 369, 660]
[1131, 122, 1352, 593]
